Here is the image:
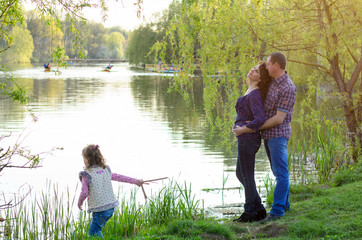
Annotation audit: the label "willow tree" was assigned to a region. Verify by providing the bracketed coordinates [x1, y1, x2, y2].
[152, 0, 276, 152]
[153, 0, 361, 160]
[0, 25, 34, 63]
[107, 31, 126, 59]
[126, 1, 182, 66]
[246, 0, 362, 161]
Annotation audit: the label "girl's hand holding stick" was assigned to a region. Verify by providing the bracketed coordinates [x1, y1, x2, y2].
[139, 177, 168, 199]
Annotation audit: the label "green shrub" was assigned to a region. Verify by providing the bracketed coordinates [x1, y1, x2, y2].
[331, 162, 362, 187]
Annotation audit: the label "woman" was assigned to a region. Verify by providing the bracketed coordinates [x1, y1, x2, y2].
[232, 62, 272, 222]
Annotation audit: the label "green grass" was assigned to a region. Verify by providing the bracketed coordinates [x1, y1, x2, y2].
[1, 164, 361, 239]
[287, 181, 361, 239]
[233, 163, 362, 239]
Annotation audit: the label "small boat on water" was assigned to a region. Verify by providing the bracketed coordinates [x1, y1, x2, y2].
[102, 64, 113, 72]
[145, 64, 180, 74]
[160, 69, 180, 73]
[43, 63, 51, 72]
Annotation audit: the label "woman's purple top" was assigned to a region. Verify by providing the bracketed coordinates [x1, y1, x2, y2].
[234, 89, 266, 139]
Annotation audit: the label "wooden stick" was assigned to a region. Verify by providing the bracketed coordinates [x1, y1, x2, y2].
[141, 177, 168, 200]
[143, 177, 168, 183]
[141, 185, 147, 200]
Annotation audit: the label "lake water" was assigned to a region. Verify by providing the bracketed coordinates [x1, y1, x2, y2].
[0, 63, 273, 216]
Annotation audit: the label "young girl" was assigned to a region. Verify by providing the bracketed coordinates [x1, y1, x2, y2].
[78, 144, 144, 238]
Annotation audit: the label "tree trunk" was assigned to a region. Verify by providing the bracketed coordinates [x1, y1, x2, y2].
[358, 74, 362, 155]
[343, 94, 359, 163]
[331, 58, 360, 163]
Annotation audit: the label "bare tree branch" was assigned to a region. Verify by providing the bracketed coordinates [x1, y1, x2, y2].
[0, 185, 32, 210]
[346, 43, 362, 93]
[288, 59, 332, 75]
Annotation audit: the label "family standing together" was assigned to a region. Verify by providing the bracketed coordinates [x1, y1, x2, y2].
[77, 52, 296, 238]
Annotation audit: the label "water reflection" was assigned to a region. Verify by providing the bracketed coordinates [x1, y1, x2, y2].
[0, 63, 273, 211]
[131, 75, 206, 146]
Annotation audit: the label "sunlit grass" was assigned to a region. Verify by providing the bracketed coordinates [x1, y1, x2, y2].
[2, 180, 204, 239]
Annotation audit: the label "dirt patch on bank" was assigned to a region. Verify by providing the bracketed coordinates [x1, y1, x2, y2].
[201, 233, 228, 239]
[235, 222, 288, 239]
[251, 222, 288, 238]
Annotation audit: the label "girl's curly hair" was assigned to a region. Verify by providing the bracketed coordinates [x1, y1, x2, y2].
[82, 144, 106, 169]
[258, 62, 273, 101]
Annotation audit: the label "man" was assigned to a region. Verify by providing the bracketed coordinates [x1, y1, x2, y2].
[234, 52, 297, 223]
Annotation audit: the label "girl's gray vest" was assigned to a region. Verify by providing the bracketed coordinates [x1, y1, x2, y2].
[79, 165, 119, 213]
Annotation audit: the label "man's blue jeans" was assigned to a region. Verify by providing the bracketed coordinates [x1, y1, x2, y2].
[89, 208, 115, 238]
[264, 137, 290, 216]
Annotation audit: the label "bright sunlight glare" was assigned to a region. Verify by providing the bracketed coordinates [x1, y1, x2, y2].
[24, 0, 174, 30]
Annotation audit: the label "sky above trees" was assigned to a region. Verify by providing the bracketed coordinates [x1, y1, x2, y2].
[24, 0, 174, 30]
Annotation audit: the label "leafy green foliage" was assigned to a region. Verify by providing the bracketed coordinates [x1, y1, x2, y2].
[153, 0, 362, 160]
[0, 0, 24, 53]
[331, 161, 362, 187]
[1, 1, 133, 64]
[106, 31, 125, 59]
[153, 0, 270, 151]
[0, 25, 34, 63]
[52, 46, 67, 73]
[26, 13, 64, 62]
[0, 70, 29, 103]
[126, 1, 182, 65]
[126, 24, 158, 65]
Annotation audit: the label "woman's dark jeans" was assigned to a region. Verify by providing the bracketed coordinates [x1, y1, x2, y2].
[236, 137, 264, 214]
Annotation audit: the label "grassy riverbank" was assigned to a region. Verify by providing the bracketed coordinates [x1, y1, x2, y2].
[110, 182, 361, 239]
[1, 163, 360, 239]
[107, 163, 362, 240]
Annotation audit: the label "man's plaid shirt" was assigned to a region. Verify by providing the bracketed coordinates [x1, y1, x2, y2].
[261, 72, 297, 140]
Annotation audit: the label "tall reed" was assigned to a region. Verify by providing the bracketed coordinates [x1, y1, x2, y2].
[313, 121, 346, 183]
[143, 179, 204, 226]
[288, 138, 315, 185]
[262, 173, 275, 207]
[1, 180, 204, 239]
[289, 78, 353, 185]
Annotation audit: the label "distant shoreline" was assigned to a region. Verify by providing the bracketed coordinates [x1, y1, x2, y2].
[66, 58, 129, 63]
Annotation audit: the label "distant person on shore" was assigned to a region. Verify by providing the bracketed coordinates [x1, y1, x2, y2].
[235, 52, 297, 223]
[78, 144, 145, 238]
[232, 62, 272, 222]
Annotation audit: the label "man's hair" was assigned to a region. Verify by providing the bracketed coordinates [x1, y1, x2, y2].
[269, 52, 287, 69]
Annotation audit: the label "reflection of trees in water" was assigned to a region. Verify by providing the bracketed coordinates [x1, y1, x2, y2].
[0, 96, 26, 129]
[0, 77, 108, 129]
[129, 75, 346, 170]
[130, 75, 242, 166]
[31, 78, 107, 104]
[130, 75, 205, 132]
[0, 78, 32, 128]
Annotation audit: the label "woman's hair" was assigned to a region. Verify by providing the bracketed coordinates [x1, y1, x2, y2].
[82, 144, 106, 169]
[258, 62, 273, 101]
